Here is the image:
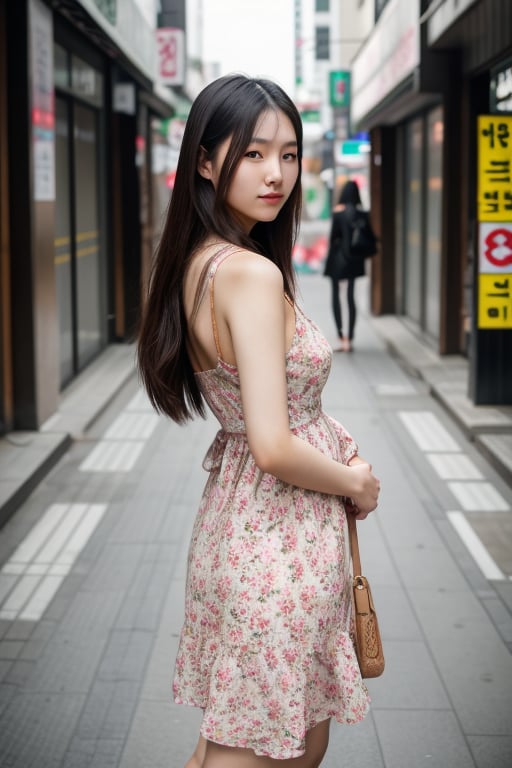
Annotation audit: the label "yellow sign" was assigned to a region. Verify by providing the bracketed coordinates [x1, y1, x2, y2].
[477, 115, 512, 222]
[478, 274, 512, 328]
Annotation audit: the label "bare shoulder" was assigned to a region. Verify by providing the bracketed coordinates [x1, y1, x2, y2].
[218, 248, 283, 292]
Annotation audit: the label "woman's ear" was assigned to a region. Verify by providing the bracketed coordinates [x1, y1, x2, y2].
[197, 146, 213, 180]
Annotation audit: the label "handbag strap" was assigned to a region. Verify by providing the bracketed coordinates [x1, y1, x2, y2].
[347, 511, 362, 577]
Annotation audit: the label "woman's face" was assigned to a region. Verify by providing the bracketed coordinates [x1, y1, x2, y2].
[202, 108, 299, 232]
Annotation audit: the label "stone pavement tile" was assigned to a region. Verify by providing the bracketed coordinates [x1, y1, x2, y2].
[5, 617, 38, 642]
[87, 680, 139, 741]
[367, 640, 451, 710]
[0, 639, 23, 660]
[476, 433, 512, 486]
[89, 739, 125, 768]
[81, 542, 146, 594]
[323, 716, 384, 768]
[390, 544, 469, 591]
[63, 679, 139, 765]
[113, 546, 179, 633]
[118, 699, 202, 768]
[156, 502, 198, 548]
[475, 588, 512, 646]
[68, 680, 118, 740]
[432, 381, 512, 435]
[374, 586, 423, 642]
[0, 618, 12, 640]
[0, 691, 86, 768]
[119, 622, 201, 767]
[26, 590, 124, 693]
[3, 657, 34, 689]
[97, 629, 154, 683]
[356, 522, 402, 588]
[41, 343, 137, 439]
[135, 583, 184, 702]
[467, 734, 512, 768]
[0, 431, 70, 527]
[0, 676, 16, 714]
[470, 511, 512, 575]
[373, 709, 475, 768]
[62, 740, 95, 768]
[494, 580, 512, 614]
[105, 498, 173, 548]
[410, 587, 512, 736]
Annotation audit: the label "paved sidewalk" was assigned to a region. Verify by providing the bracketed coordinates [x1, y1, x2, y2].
[0, 344, 137, 528]
[0, 272, 511, 767]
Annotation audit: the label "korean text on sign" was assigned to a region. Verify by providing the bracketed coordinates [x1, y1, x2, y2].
[477, 115, 512, 222]
[478, 274, 512, 329]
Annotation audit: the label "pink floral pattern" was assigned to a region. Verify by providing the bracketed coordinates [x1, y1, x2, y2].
[173, 300, 370, 759]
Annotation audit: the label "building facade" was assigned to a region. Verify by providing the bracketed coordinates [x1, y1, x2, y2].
[0, 0, 176, 434]
[351, 0, 512, 404]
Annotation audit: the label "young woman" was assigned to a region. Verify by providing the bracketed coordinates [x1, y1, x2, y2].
[323, 180, 374, 352]
[137, 74, 380, 768]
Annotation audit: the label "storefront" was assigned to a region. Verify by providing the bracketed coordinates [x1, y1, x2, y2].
[351, 0, 511, 403]
[425, 0, 512, 402]
[2, 0, 173, 431]
[351, 0, 458, 351]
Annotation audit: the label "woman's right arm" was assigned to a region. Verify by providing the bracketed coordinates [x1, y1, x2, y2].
[216, 253, 380, 514]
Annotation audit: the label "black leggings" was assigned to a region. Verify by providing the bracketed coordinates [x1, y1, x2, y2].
[330, 277, 356, 340]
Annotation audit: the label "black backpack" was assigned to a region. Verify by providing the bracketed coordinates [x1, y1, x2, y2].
[350, 211, 377, 258]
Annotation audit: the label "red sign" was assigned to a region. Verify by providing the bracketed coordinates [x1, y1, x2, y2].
[156, 28, 184, 86]
[484, 228, 512, 268]
[479, 223, 512, 273]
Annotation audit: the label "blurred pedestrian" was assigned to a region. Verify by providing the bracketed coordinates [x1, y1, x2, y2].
[137, 74, 380, 768]
[323, 179, 376, 352]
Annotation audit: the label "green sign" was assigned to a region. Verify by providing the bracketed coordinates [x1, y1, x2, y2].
[341, 140, 364, 155]
[301, 109, 321, 123]
[329, 71, 350, 108]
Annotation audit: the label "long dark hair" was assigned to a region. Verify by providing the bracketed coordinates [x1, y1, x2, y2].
[137, 74, 303, 423]
[338, 179, 361, 206]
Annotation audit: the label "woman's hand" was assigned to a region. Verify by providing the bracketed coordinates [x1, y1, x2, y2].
[346, 457, 380, 518]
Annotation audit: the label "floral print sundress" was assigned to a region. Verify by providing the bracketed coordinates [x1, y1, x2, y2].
[173, 248, 370, 759]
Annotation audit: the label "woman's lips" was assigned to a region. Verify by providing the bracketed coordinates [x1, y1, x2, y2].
[259, 194, 284, 204]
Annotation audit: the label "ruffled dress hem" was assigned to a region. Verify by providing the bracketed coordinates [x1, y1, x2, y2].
[173, 627, 370, 760]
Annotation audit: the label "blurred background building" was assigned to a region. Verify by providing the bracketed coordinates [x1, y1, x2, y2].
[0, 0, 510, 443]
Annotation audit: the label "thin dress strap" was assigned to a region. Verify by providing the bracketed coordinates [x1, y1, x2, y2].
[208, 245, 238, 359]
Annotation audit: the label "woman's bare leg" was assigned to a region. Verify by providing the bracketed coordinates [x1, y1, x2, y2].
[202, 719, 330, 768]
[184, 735, 207, 768]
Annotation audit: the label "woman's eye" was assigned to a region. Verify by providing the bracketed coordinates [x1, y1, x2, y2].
[245, 150, 261, 159]
[283, 152, 297, 161]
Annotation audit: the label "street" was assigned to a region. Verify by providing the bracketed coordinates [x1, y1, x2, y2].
[0, 273, 511, 768]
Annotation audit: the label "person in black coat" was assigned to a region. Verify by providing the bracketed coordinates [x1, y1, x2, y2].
[323, 180, 371, 352]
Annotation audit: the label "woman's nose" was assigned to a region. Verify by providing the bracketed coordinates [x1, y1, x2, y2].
[264, 158, 283, 184]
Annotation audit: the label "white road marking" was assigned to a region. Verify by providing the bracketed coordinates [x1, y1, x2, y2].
[79, 388, 160, 473]
[104, 412, 159, 440]
[426, 453, 483, 480]
[447, 482, 510, 512]
[79, 440, 144, 472]
[374, 383, 416, 396]
[399, 411, 460, 452]
[0, 503, 107, 621]
[397, 410, 510, 580]
[447, 511, 505, 580]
